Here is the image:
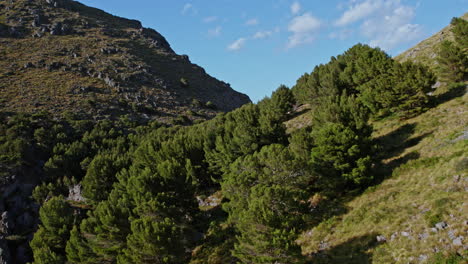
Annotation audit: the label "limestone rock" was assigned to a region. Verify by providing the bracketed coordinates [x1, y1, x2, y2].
[435, 221, 448, 230]
[68, 184, 86, 202]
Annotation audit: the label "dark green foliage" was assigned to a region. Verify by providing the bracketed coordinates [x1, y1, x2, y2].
[118, 217, 185, 264]
[204, 104, 262, 174]
[360, 61, 435, 118]
[386, 62, 435, 117]
[76, 131, 201, 263]
[436, 17, 468, 82]
[292, 44, 435, 118]
[222, 145, 311, 262]
[310, 93, 374, 187]
[292, 58, 344, 105]
[189, 223, 238, 264]
[30, 197, 74, 264]
[4, 28, 448, 263]
[222, 144, 310, 221]
[450, 17, 468, 48]
[80, 190, 133, 262]
[258, 85, 295, 143]
[340, 44, 393, 88]
[81, 151, 130, 203]
[65, 226, 97, 264]
[32, 177, 74, 205]
[288, 126, 313, 163]
[205, 101, 289, 175]
[437, 40, 467, 82]
[233, 185, 308, 264]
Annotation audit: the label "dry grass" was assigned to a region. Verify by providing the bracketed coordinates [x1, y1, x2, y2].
[297, 91, 468, 263]
[394, 13, 467, 74]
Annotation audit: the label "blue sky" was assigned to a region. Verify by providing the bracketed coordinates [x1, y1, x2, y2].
[79, 0, 467, 102]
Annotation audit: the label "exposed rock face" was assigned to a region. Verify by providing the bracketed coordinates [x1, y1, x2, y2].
[68, 184, 86, 202]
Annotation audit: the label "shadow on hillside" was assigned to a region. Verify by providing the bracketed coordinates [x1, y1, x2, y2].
[289, 106, 311, 119]
[309, 233, 379, 264]
[372, 123, 432, 184]
[434, 83, 466, 106]
[298, 120, 436, 259]
[375, 123, 416, 159]
[374, 151, 420, 183]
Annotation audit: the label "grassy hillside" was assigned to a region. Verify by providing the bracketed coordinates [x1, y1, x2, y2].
[295, 88, 467, 263]
[394, 13, 468, 74]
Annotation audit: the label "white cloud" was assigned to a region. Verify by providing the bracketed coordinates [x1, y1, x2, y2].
[182, 3, 192, 14]
[362, 6, 422, 50]
[227, 38, 247, 51]
[335, 0, 383, 26]
[245, 18, 259, 26]
[181, 3, 197, 15]
[335, 0, 423, 51]
[208, 26, 222, 37]
[287, 13, 321, 48]
[291, 1, 301, 15]
[329, 28, 354, 40]
[253, 30, 273, 39]
[203, 16, 218, 23]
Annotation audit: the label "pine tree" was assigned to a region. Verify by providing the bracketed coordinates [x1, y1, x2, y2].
[222, 144, 310, 223]
[233, 185, 308, 264]
[221, 145, 311, 263]
[450, 17, 468, 48]
[118, 217, 185, 264]
[81, 152, 129, 203]
[437, 40, 467, 82]
[310, 93, 374, 188]
[65, 225, 97, 264]
[258, 85, 295, 144]
[30, 196, 74, 264]
[80, 188, 132, 262]
[389, 62, 435, 117]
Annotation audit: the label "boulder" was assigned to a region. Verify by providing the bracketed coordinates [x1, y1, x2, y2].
[376, 235, 387, 243]
[23, 62, 35, 69]
[67, 184, 86, 202]
[50, 22, 63, 35]
[453, 236, 464, 246]
[0, 212, 11, 235]
[435, 221, 448, 230]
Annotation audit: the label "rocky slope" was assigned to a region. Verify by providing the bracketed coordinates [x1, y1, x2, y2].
[0, 0, 250, 123]
[395, 12, 468, 72]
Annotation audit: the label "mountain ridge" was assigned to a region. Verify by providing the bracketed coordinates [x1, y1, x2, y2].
[395, 12, 468, 72]
[0, 0, 250, 123]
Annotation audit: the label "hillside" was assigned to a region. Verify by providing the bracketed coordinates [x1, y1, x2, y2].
[0, 0, 250, 123]
[0, 3, 466, 264]
[284, 13, 467, 263]
[297, 91, 467, 263]
[395, 13, 468, 73]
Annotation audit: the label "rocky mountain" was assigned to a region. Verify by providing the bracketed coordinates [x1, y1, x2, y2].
[395, 12, 468, 72]
[0, 0, 250, 123]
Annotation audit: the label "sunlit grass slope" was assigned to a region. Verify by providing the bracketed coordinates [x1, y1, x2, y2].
[294, 87, 467, 263]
